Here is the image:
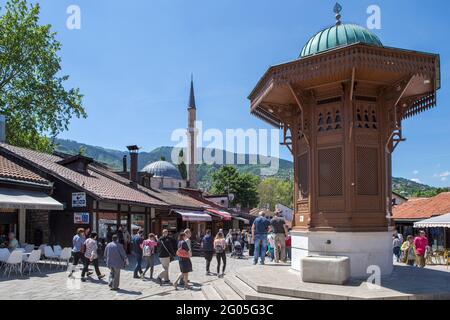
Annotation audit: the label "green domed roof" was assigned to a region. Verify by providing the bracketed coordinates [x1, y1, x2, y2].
[300, 24, 383, 58]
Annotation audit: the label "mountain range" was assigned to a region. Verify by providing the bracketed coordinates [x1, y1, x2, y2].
[54, 138, 439, 197]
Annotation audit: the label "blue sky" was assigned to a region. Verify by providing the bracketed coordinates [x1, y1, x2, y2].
[31, 0, 450, 187]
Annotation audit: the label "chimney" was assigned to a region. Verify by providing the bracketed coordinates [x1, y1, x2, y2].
[122, 155, 127, 173]
[127, 145, 139, 185]
[0, 115, 5, 143]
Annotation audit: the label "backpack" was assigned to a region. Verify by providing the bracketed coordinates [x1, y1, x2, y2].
[143, 244, 151, 257]
[215, 241, 224, 254]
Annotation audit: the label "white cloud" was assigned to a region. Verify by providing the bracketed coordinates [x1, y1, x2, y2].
[434, 171, 450, 182]
[413, 170, 419, 175]
[411, 178, 421, 183]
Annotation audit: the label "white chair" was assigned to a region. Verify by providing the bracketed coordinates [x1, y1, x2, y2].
[24, 244, 35, 253]
[0, 248, 10, 270]
[44, 246, 58, 268]
[53, 245, 62, 257]
[3, 251, 23, 277]
[38, 244, 46, 255]
[58, 248, 72, 269]
[23, 250, 41, 276]
[14, 248, 25, 253]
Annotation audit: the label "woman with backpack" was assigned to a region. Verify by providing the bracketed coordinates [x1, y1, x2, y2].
[141, 233, 158, 279]
[173, 232, 193, 290]
[214, 231, 227, 278]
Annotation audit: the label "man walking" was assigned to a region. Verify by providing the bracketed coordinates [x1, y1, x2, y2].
[414, 230, 428, 268]
[201, 229, 214, 275]
[68, 228, 85, 278]
[157, 229, 176, 285]
[270, 210, 288, 263]
[252, 211, 270, 265]
[104, 235, 127, 291]
[131, 229, 144, 278]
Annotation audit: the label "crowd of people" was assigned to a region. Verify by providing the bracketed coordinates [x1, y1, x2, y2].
[67, 209, 292, 291]
[393, 229, 429, 268]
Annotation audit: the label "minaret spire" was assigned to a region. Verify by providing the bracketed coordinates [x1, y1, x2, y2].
[188, 73, 196, 109]
[334, 2, 342, 26]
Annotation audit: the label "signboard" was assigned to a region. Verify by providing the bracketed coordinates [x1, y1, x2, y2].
[74, 212, 90, 224]
[72, 192, 87, 208]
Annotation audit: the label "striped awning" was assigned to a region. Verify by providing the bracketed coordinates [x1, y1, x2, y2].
[414, 213, 450, 229]
[206, 209, 232, 221]
[173, 210, 212, 222]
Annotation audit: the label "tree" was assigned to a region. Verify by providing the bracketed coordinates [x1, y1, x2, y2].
[210, 166, 260, 209]
[258, 177, 293, 210]
[177, 149, 187, 180]
[0, 0, 85, 152]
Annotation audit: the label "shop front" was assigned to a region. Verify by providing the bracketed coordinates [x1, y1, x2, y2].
[171, 209, 212, 241]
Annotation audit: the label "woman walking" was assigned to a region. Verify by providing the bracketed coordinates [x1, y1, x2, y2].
[141, 233, 158, 279]
[173, 232, 193, 290]
[401, 235, 416, 266]
[214, 231, 227, 278]
[393, 234, 402, 262]
[81, 232, 105, 282]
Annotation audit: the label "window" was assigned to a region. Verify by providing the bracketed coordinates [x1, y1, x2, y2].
[318, 148, 343, 196]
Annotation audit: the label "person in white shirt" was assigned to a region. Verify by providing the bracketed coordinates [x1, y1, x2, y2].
[81, 232, 105, 282]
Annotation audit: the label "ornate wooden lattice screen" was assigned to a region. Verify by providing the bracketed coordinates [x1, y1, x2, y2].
[356, 147, 379, 195]
[298, 153, 309, 199]
[318, 147, 343, 196]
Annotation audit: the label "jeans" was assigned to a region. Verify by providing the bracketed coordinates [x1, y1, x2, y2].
[133, 253, 143, 277]
[82, 258, 101, 278]
[393, 247, 401, 261]
[286, 246, 292, 261]
[216, 252, 226, 274]
[109, 267, 121, 289]
[253, 234, 267, 264]
[204, 252, 214, 272]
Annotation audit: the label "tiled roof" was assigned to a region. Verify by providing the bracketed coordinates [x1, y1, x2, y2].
[0, 155, 50, 186]
[0, 143, 166, 207]
[92, 165, 207, 209]
[392, 193, 450, 220]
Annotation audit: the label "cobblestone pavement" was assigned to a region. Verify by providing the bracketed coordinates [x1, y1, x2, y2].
[0, 254, 252, 300]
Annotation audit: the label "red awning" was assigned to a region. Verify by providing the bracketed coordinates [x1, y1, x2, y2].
[173, 210, 212, 222]
[206, 209, 232, 221]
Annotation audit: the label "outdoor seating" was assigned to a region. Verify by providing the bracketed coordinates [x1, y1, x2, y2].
[3, 251, 23, 277]
[53, 245, 63, 257]
[23, 250, 42, 276]
[24, 244, 35, 253]
[38, 244, 46, 258]
[0, 248, 10, 269]
[57, 248, 72, 269]
[43, 246, 58, 268]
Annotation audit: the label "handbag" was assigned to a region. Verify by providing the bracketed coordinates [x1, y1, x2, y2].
[176, 248, 190, 259]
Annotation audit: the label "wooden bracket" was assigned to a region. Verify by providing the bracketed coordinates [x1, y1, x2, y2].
[288, 83, 310, 147]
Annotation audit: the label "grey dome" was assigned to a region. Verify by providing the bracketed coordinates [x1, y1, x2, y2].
[141, 160, 182, 179]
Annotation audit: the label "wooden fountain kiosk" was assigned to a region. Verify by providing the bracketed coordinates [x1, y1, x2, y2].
[248, 6, 440, 277]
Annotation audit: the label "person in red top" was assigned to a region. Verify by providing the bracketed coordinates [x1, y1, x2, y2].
[413, 230, 428, 268]
[285, 229, 292, 261]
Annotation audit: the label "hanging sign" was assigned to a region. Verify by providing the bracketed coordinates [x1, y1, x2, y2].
[72, 192, 87, 208]
[74, 212, 90, 224]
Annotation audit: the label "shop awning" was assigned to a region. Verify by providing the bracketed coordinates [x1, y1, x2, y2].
[173, 210, 212, 222]
[206, 208, 232, 221]
[414, 213, 450, 229]
[0, 188, 63, 210]
[232, 216, 250, 224]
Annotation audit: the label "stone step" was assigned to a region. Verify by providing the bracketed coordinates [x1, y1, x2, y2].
[213, 279, 242, 300]
[201, 284, 223, 300]
[225, 275, 305, 300]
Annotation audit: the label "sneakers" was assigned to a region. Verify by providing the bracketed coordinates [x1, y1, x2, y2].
[98, 274, 105, 280]
[80, 278, 86, 282]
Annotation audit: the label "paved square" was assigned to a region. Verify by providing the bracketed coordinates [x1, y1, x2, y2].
[0, 254, 251, 300]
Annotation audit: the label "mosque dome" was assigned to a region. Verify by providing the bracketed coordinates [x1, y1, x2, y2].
[300, 23, 383, 58]
[141, 160, 182, 179]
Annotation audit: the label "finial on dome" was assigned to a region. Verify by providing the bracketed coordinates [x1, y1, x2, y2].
[334, 2, 342, 26]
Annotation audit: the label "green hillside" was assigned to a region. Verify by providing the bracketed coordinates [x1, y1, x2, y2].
[54, 138, 443, 197]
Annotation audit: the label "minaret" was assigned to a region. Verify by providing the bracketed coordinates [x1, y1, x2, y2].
[187, 75, 198, 188]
